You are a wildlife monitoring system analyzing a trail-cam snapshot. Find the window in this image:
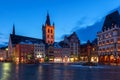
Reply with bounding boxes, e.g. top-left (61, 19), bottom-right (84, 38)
top-left (106, 40), bottom-right (109, 44)
top-left (110, 32), bottom-right (113, 37)
top-left (117, 46), bottom-right (120, 51)
top-left (106, 33), bottom-right (108, 38)
top-left (51, 30), bottom-right (52, 33)
top-left (51, 35), bottom-right (53, 38)
top-left (48, 40), bottom-right (50, 44)
top-left (110, 39), bottom-right (114, 43)
top-left (117, 38), bottom-right (120, 43)
top-left (99, 42), bottom-right (101, 46)
top-left (47, 35), bottom-right (49, 38)
top-left (103, 48), bottom-right (105, 52)
top-left (111, 47), bottom-right (114, 51)
top-left (106, 47), bottom-right (109, 52)
top-left (48, 29), bottom-right (50, 33)
top-left (102, 41), bottom-right (105, 45)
